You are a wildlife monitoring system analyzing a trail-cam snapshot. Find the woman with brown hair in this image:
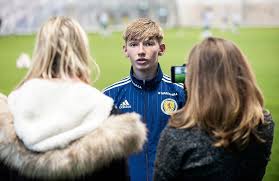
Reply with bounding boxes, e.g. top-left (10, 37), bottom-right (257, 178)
top-left (154, 37), bottom-right (274, 181)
